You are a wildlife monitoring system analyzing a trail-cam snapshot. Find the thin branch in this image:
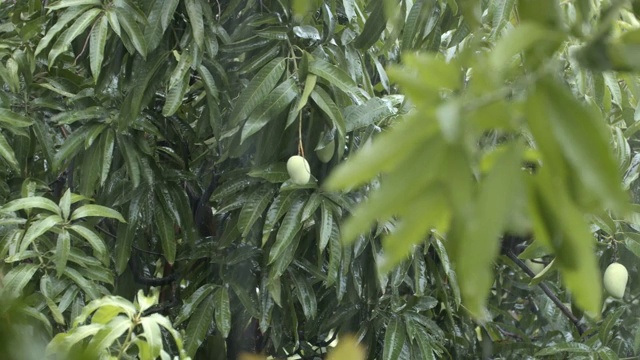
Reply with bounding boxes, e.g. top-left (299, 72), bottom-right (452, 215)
top-left (506, 250), bottom-right (586, 335)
